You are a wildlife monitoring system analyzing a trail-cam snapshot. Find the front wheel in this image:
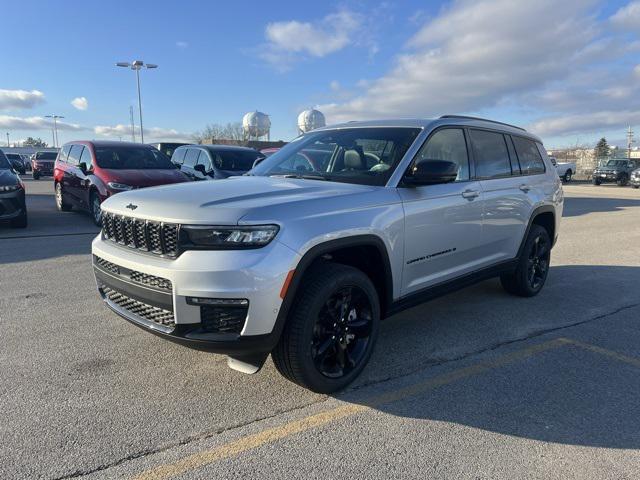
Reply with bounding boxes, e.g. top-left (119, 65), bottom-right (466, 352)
top-left (32, 171), bottom-right (40, 180)
top-left (90, 192), bottom-right (102, 226)
top-left (592, 178), bottom-right (601, 185)
top-left (272, 263), bottom-right (380, 393)
top-left (10, 211), bottom-right (27, 228)
top-left (617, 175), bottom-right (629, 187)
top-left (500, 225), bottom-right (551, 297)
